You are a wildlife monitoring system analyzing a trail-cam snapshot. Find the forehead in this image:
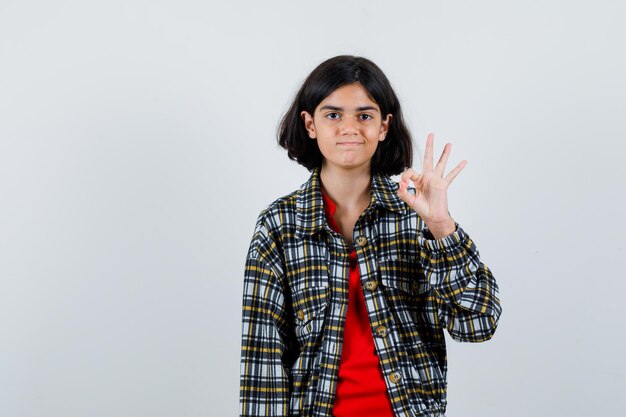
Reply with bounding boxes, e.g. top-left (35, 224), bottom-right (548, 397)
top-left (316, 83), bottom-right (379, 109)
